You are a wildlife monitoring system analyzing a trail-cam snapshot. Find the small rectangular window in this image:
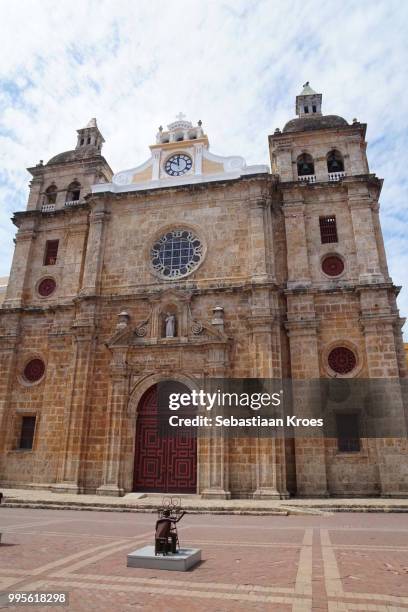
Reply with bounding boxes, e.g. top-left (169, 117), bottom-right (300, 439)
top-left (312, 105), bottom-right (317, 113)
top-left (19, 416), bottom-right (36, 450)
top-left (319, 216), bottom-right (338, 244)
top-left (336, 413), bottom-right (360, 452)
top-left (44, 240), bottom-right (59, 265)
top-left (304, 105), bottom-right (309, 114)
